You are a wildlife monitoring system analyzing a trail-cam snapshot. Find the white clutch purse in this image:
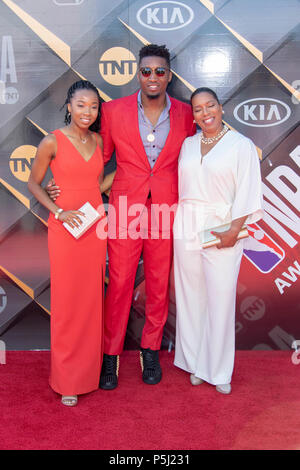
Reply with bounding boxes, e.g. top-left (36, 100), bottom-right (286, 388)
top-left (62, 202), bottom-right (101, 239)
